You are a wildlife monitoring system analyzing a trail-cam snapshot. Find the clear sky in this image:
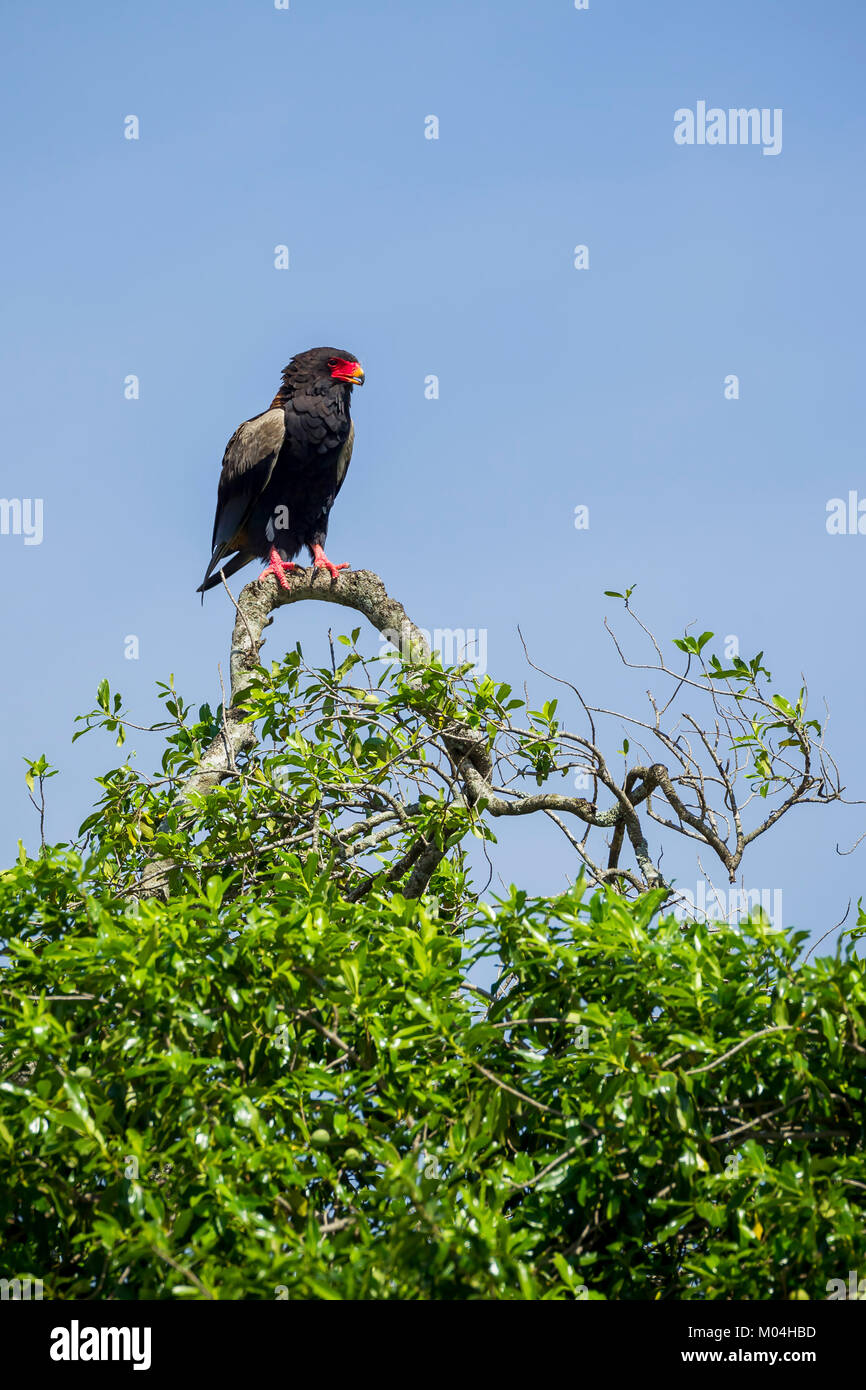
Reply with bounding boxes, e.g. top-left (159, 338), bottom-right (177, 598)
top-left (1, 0), bottom-right (865, 943)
